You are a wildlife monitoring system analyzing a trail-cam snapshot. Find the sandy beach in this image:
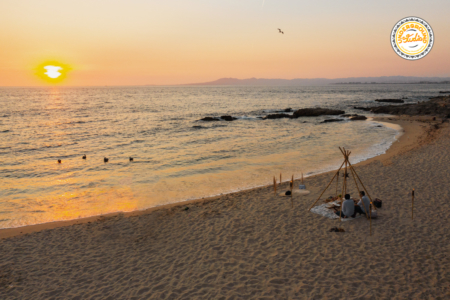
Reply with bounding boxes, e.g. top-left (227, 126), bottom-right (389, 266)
top-left (1, 115), bottom-right (449, 299)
